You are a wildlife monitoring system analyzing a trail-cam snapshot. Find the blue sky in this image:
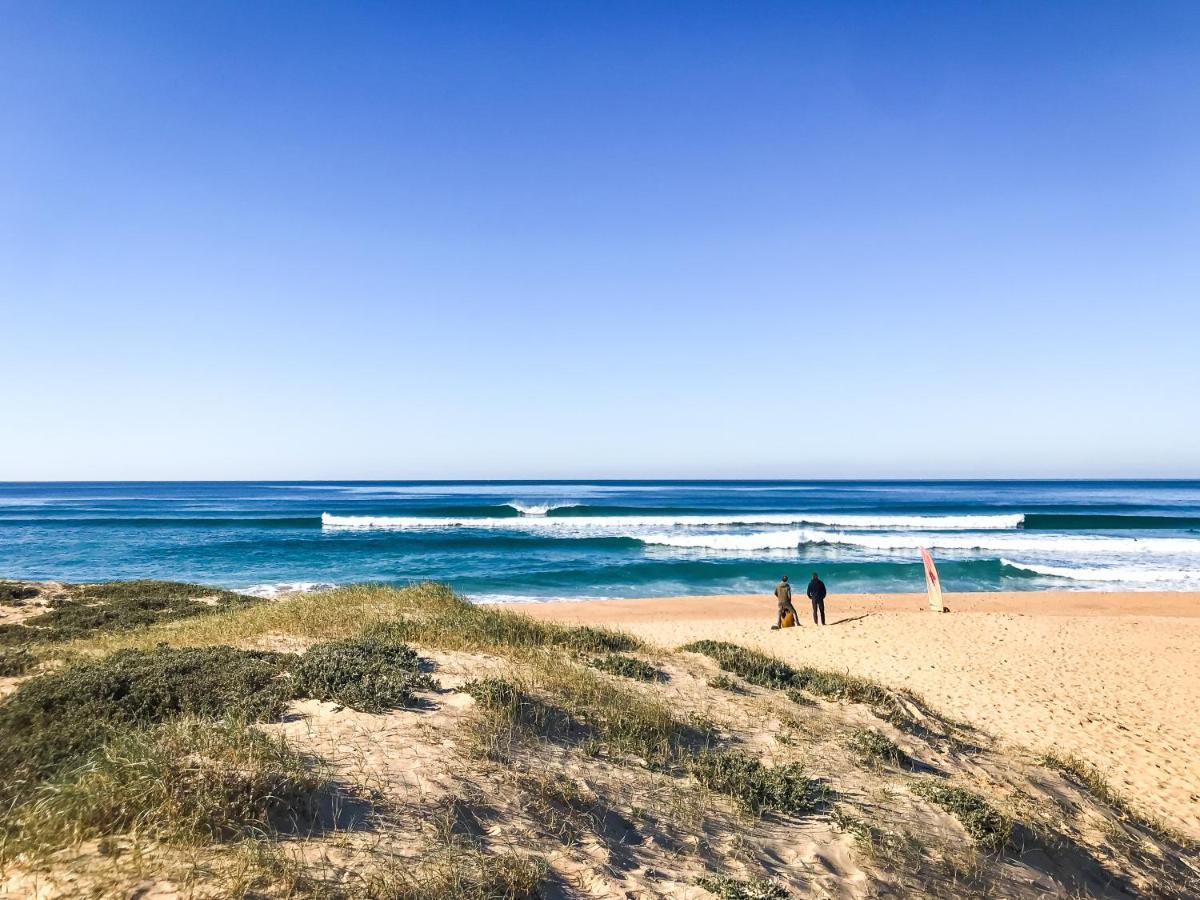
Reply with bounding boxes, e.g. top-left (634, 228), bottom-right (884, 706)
top-left (3, 2), bottom-right (1198, 479)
